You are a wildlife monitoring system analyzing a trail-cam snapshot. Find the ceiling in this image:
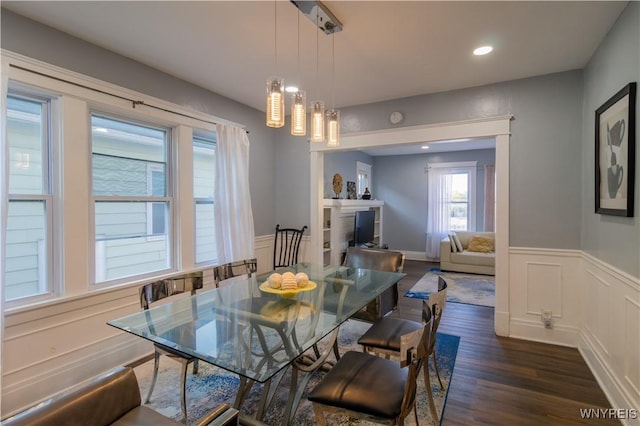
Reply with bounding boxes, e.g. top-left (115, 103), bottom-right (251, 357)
top-left (1, 1), bottom-right (627, 155)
